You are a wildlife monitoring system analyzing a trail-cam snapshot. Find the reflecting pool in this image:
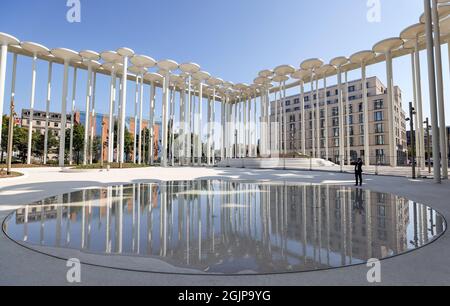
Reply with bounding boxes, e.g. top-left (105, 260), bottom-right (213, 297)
top-left (2, 181), bottom-right (446, 275)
